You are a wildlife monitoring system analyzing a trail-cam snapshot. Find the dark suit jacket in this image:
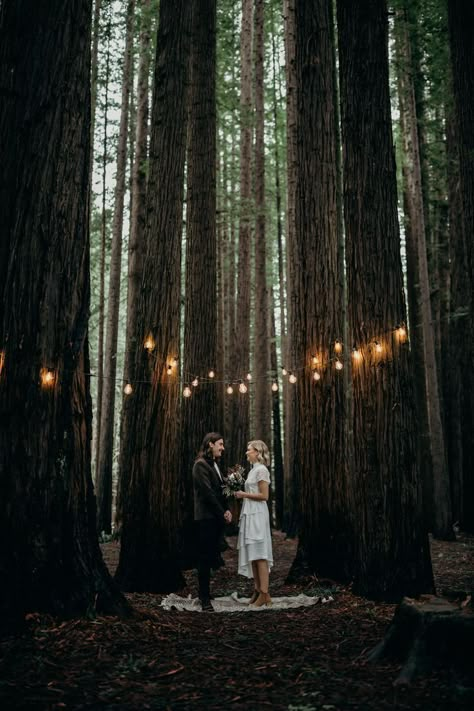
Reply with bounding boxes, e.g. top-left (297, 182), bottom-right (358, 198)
top-left (192, 457), bottom-right (227, 522)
